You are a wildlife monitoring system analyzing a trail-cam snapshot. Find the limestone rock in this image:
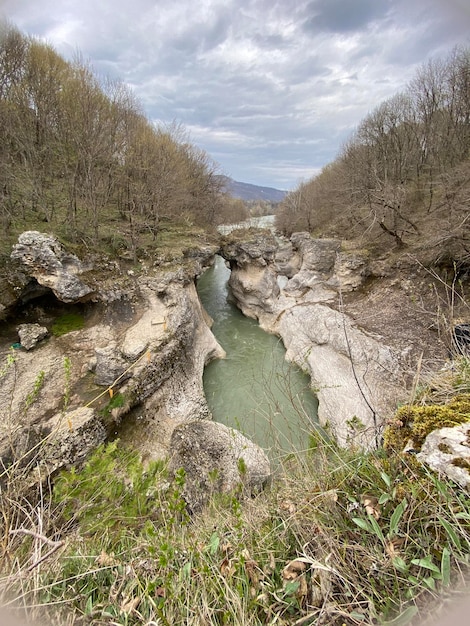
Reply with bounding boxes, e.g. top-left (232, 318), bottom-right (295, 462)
top-left (169, 420), bottom-right (271, 511)
top-left (42, 406), bottom-right (107, 471)
top-left (221, 230), bottom-right (281, 319)
top-left (17, 323), bottom-right (48, 350)
top-left (284, 236), bottom-right (341, 295)
top-left (275, 239), bottom-right (301, 278)
top-left (328, 250), bottom-right (370, 291)
top-left (121, 286), bottom-right (167, 359)
top-left (417, 423), bottom-right (470, 488)
top-left (228, 264), bottom-right (280, 318)
top-left (11, 231), bottom-right (93, 302)
top-left (277, 303), bottom-right (398, 447)
top-left (94, 342), bottom-right (131, 386)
